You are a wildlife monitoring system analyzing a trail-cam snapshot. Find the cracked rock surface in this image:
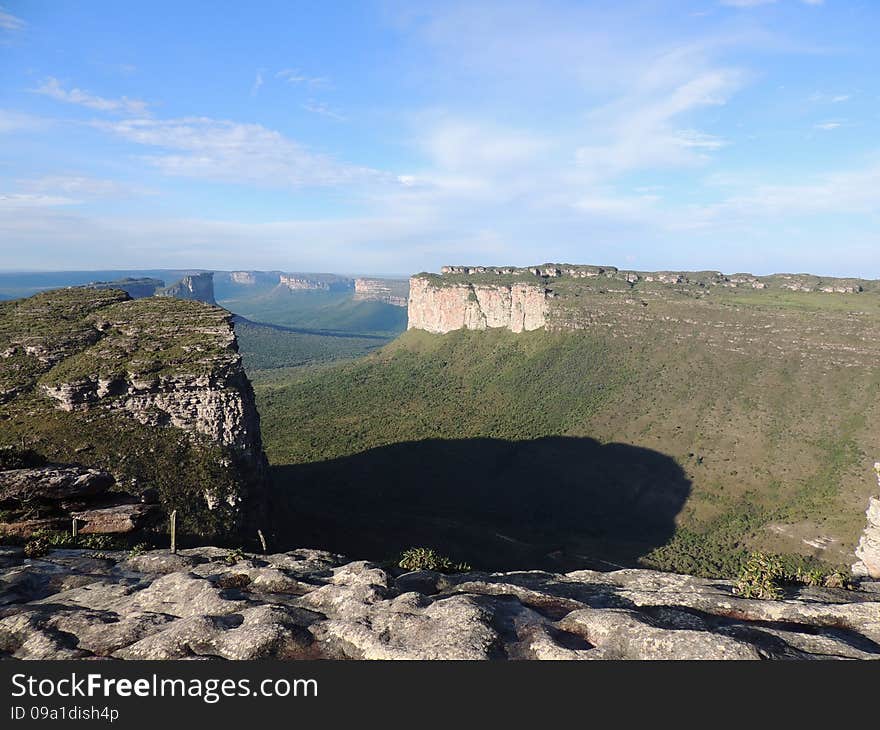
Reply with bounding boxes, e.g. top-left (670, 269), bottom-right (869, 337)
top-left (1, 546), bottom-right (879, 660)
